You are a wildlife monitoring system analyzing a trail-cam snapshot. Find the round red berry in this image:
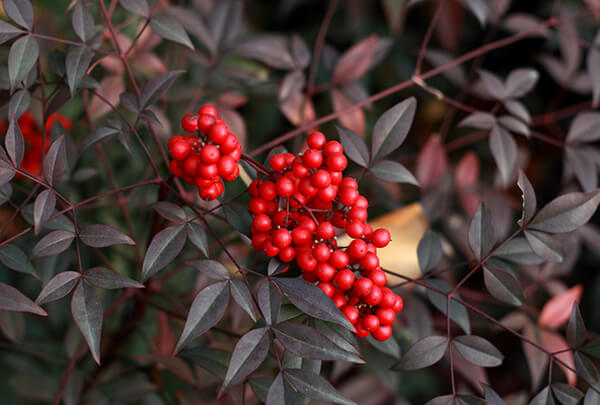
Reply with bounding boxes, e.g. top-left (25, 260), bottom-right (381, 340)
top-left (376, 308), bottom-right (396, 326)
top-left (341, 305), bottom-right (359, 324)
top-left (181, 113), bottom-right (198, 132)
top-left (372, 228), bottom-right (391, 248)
top-left (372, 325), bottom-right (392, 341)
top-left (252, 214), bottom-right (271, 233)
top-left (362, 314), bottom-right (380, 332)
top-left (334, 269), bottom-right (355, 290)
top-left (307, 131), bottom-right (326, 149)
top-left (353, 278), bottom-right (373, 297)
top-left (170, 139), bottom-right (191, 160)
